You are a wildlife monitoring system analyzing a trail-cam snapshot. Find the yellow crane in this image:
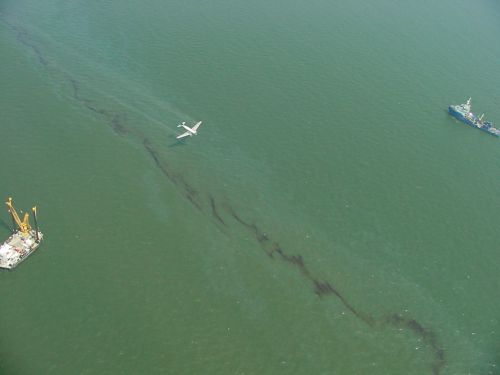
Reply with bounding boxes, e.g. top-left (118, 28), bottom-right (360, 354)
top-left (5, 197), bottom-right (33, 236)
